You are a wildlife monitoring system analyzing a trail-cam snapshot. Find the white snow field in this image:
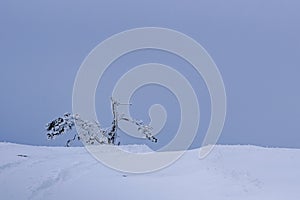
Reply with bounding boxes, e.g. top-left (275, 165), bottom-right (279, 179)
top-left (0, 142), bottom-right (299, 200)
